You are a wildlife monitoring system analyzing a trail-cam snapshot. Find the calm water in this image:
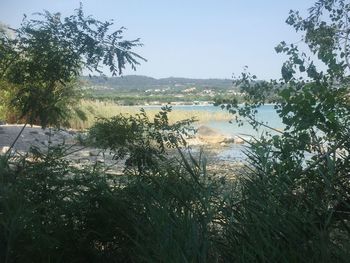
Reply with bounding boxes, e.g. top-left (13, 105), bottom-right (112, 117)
top-left (143, 104), bottom-right (282, 136)
top-left (143, 104), bottom-right (283, 161)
